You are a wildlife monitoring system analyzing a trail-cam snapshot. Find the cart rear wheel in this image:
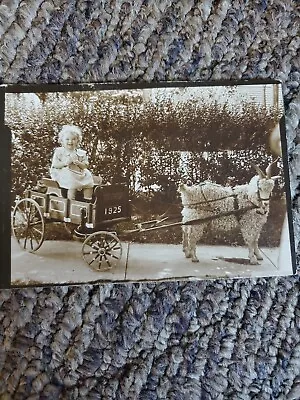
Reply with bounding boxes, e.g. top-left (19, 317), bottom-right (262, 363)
top-left (12, 198), bottom-right (45, 252)
top-left (82, 231), bottom-right (122, 271)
